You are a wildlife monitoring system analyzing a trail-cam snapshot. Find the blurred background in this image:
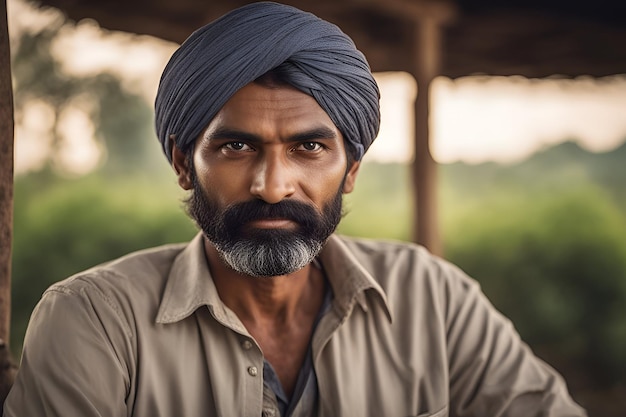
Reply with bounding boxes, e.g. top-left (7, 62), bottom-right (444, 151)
top-left (5, 0), bottom-right (626, 415)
